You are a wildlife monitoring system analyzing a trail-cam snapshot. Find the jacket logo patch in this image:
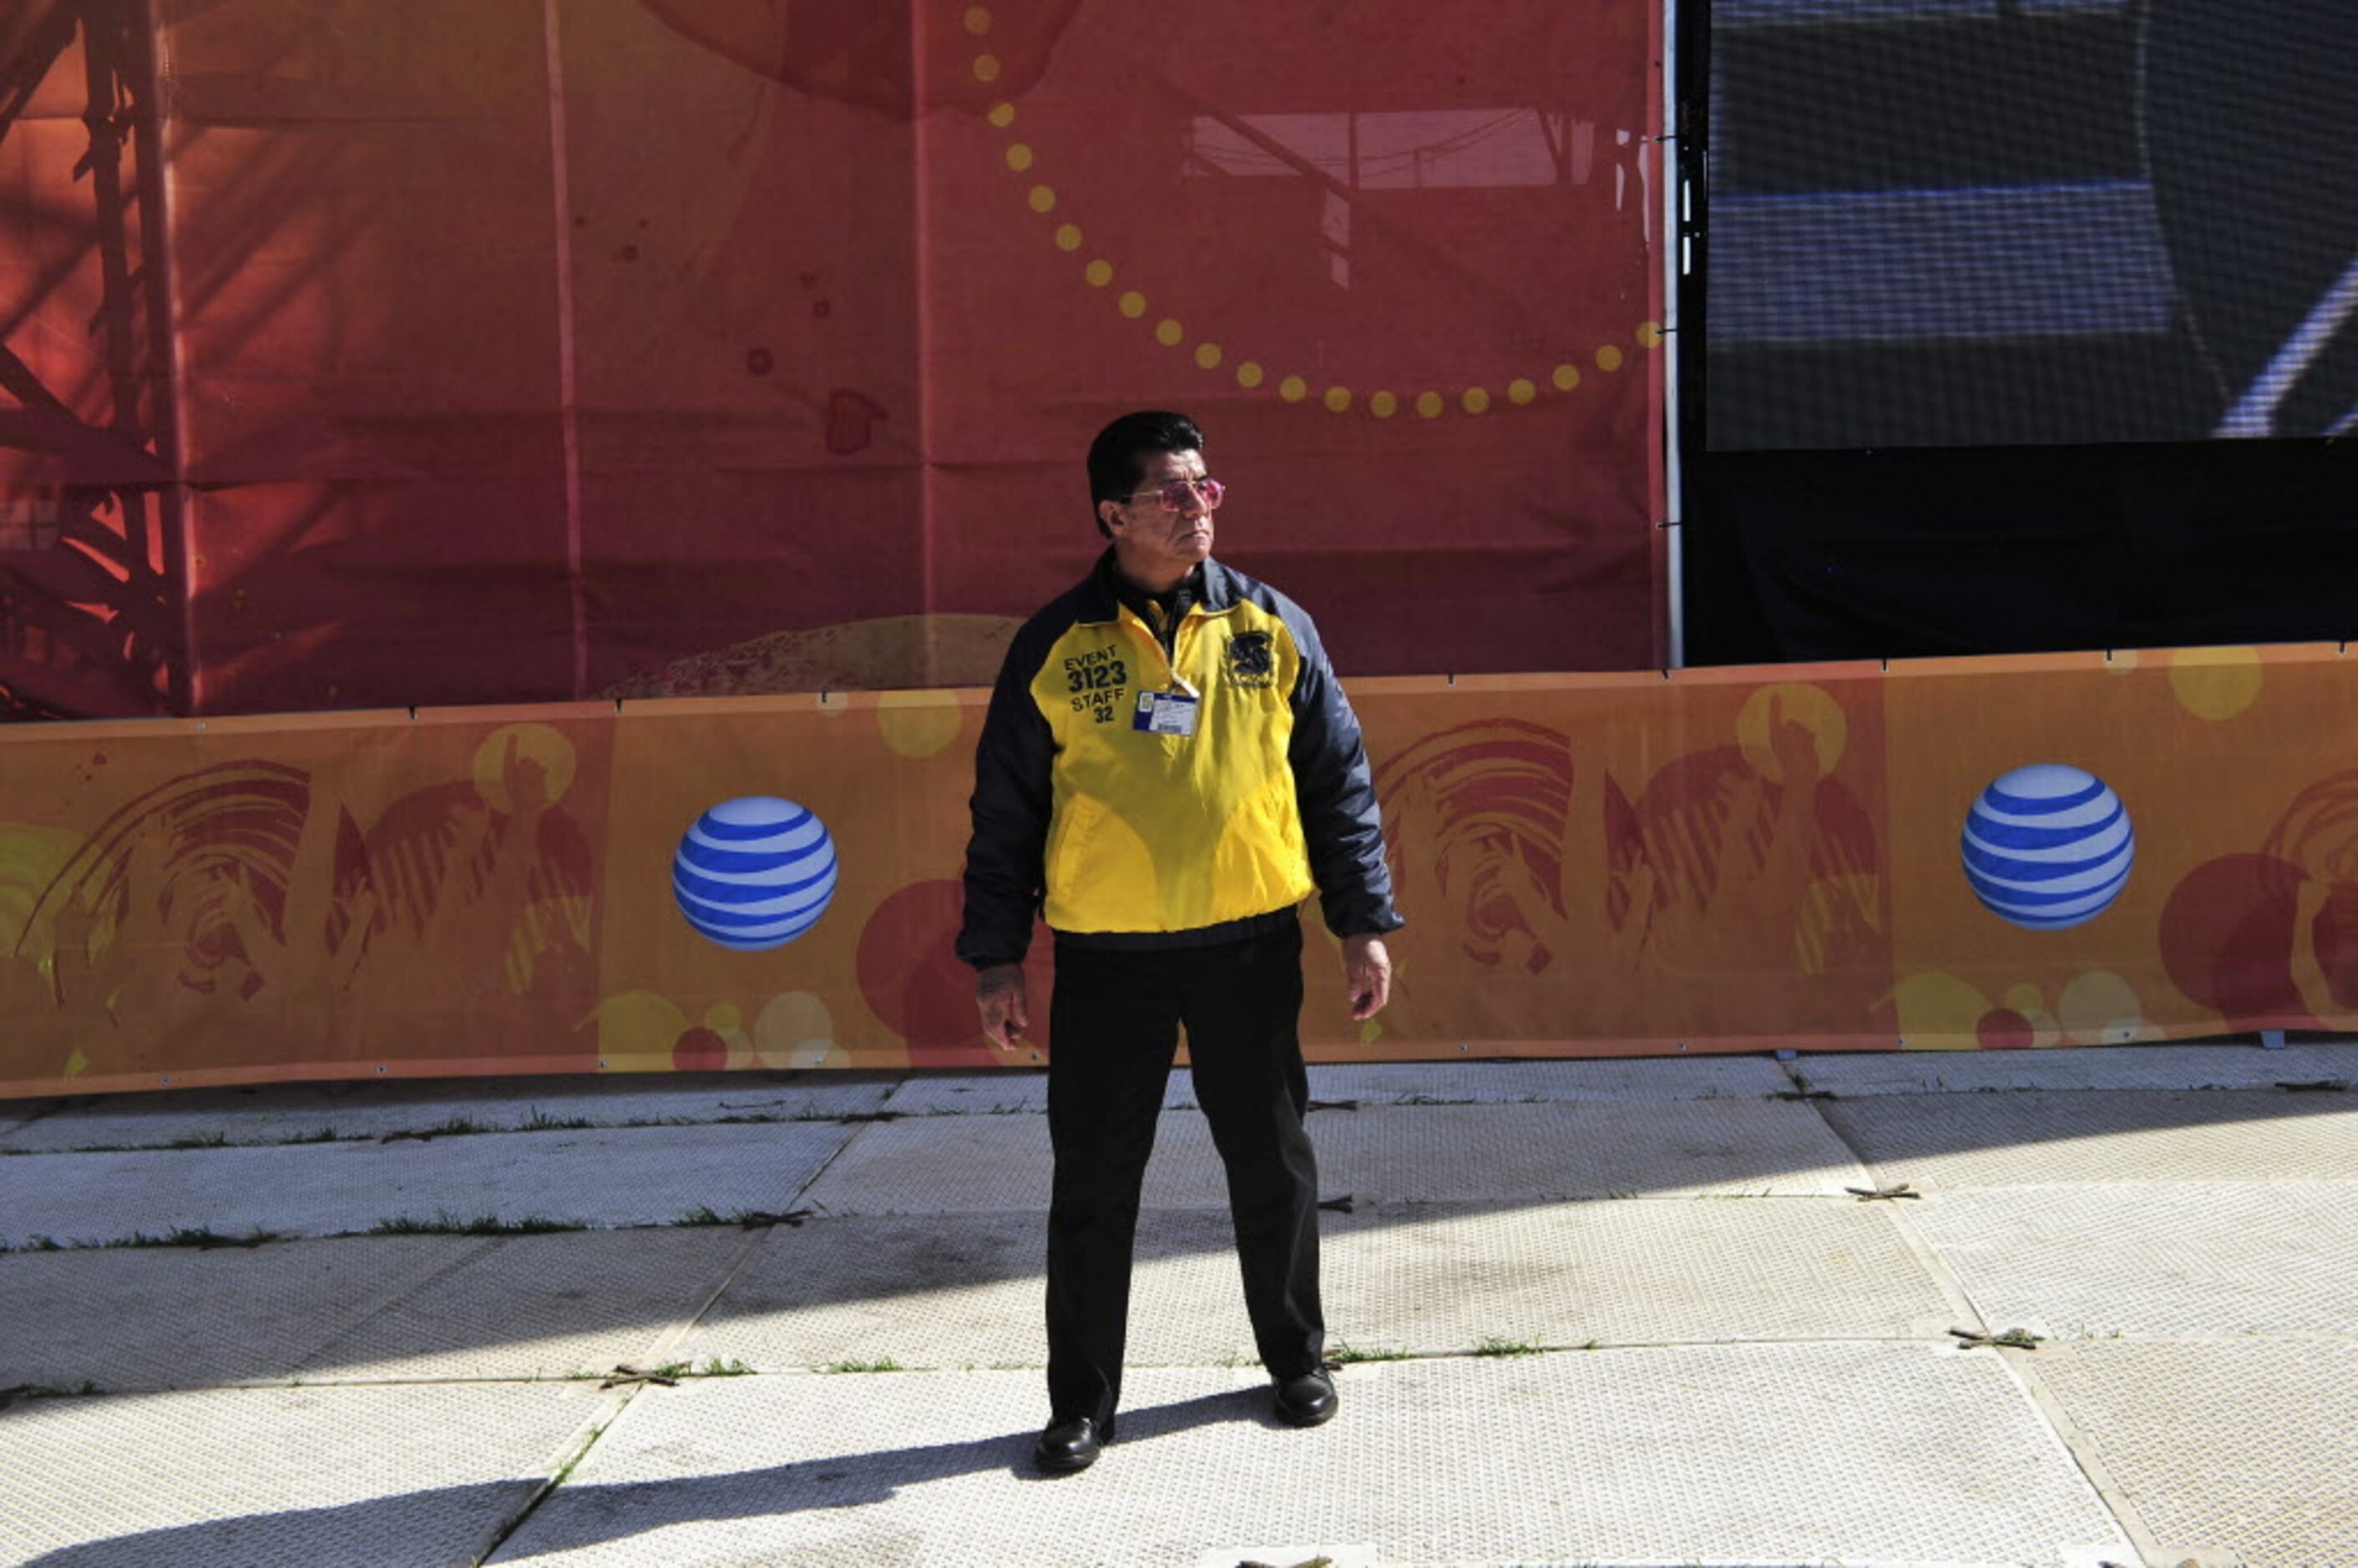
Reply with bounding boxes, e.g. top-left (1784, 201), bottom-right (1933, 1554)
top-left (1224, 630), bottom-right (1277, 688)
